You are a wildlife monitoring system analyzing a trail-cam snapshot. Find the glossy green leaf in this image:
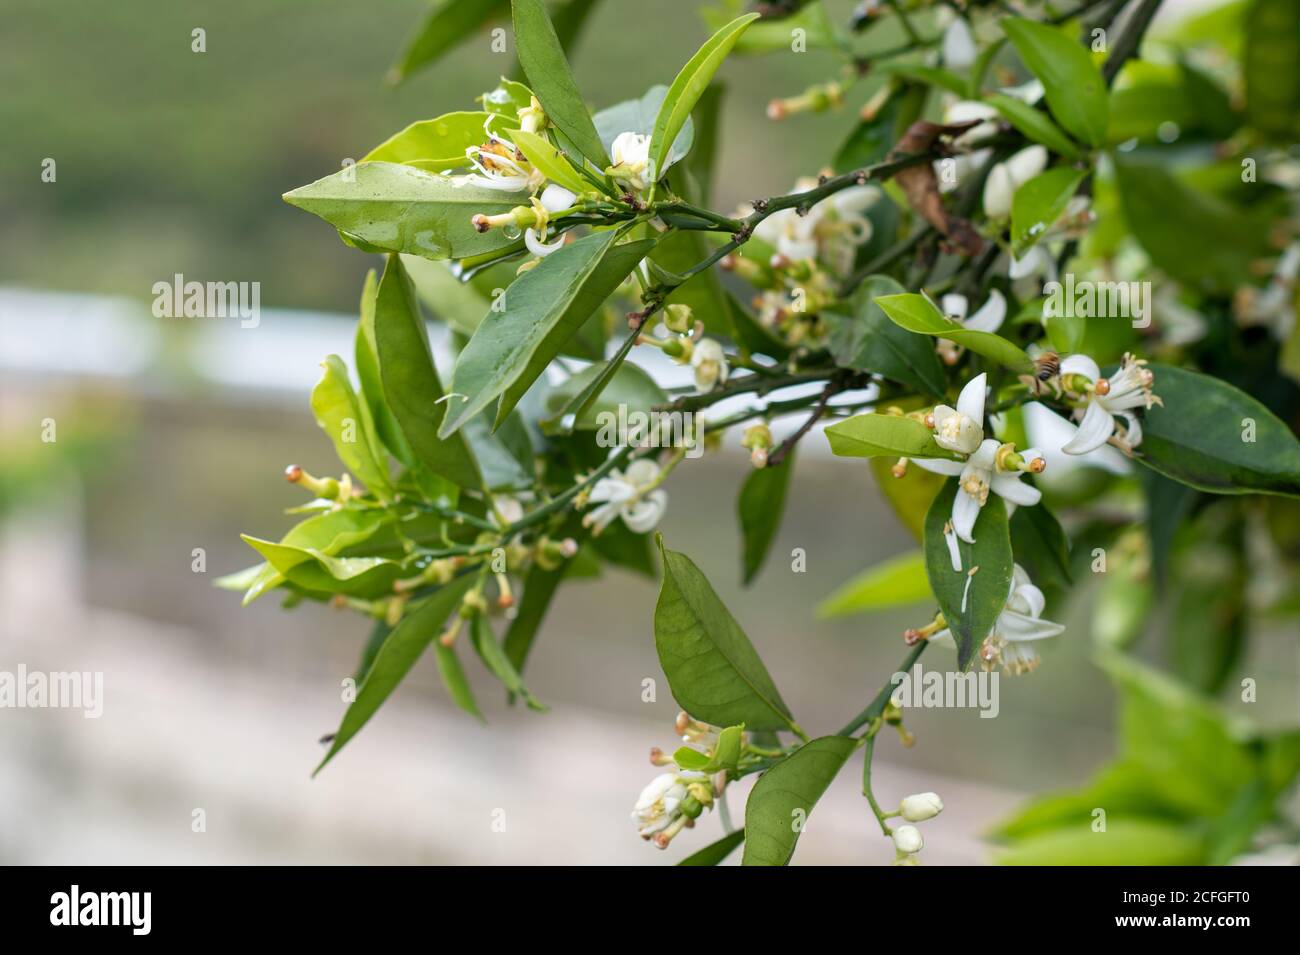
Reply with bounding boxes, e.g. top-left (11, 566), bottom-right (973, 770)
top-left (1244, 0), bottom-right (1300, 140)
top-left (1135, 364), bottom-right (1300, 497)
top-left (817, 550), bottom-right (932, 618)
top-left (1011, 166), bottom-right (1087, 256)
top-left (363, 111), bottom-right (515, 173)
top-left (986, 93), bottom-right (1082, 160)
top-left (648, 14), bottom-right (759, 196)
top-left (741, 736), bottom-right (857, 866)
top-left (402, 255), bottom-right (495, 336)
top-left (825, 414), bottom-right (961, 460)
top-left (504, 561), bottom-right (568, 674)
top-left (311, 355), bottom-right (394, 500)
top-left (374, 255), bottom-right (483, 490)
top-left (1009, 501), bottom-right (1072, 593)
top-left (241, 535), bottom-right (405, 598)
top-left (315, 573), bottom-right (479, 774)
top-left (678, 828), bottom-right (744, 865)
top-left (1002, 18), bottom-right (1108, 147)
top-left (512, 0), bottom-right (610, 167)
top-left (825, 276), bottom-right (947, 396)
top-left (654, 537), bottom-right (797, 733)
top-left (389, 0), bottom-right (510, 85)
top-left (876, 292), bottom-right (1033, 371)
top-left (441, 230), bottom-right (655, 436)
top-left (737, 451), bottom-right (794, 585)
top-left (235, 508), bottom-right (392, 605)
top-left (480, 77), bottom-right (535, 117)
top-left (355, 269), bottom-right (414, 467)
top-left (508, 127), bottom-right (591, 195)
top-left (469, 613), bottom-right (546, 710)
top-left (923, 480), bottom-right (1014, 670)
top-left (284, 162), bottom-right (529, 261)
